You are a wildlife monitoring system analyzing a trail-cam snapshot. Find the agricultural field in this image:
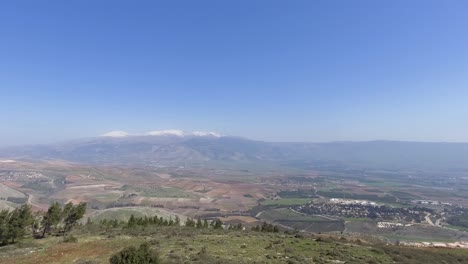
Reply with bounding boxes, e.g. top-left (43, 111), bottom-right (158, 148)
top-left (261, 198), bottom-right (311, 206)
top-left (3, 160), bottom-right (468, 245)
top-left (345, 220), bottom-right (468, 243)
top-left (0, 182), bottom-right (26, 210)
top-left (120, 185), bottom-right (197, 199)
top-left (259, 208), bottom-right (344, 233)
top-left (0, 183), bottom-right (25, 199)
